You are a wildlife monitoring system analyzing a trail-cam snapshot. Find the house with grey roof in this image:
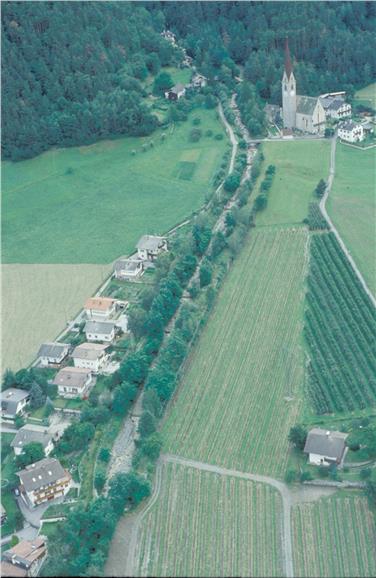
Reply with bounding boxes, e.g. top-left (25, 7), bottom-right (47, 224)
top-left (17, 458), bottom-right (71, 508)
top-left (37, 342), bottom-right (70, 366)
top-left (114, 258), bottom-right (143, 281)
top-left (1, 537), bottom-right (47, 577)
top-left (165, 83), bottom-right (186, 100)
top-left (11, 426), bottom-right (54, 457)
top-left (338, 120), bottom-right (365, 143)
top-left (304, 428), bottom-right (348, 467)
top-left (72, 342), bottom-right (109, 372)
top-left (136, 235), bottom-right (167, 262)
top-left (0, 388), bottom-right (30, 421)
top-left (53, 366), bottom-right (93, 398)
top-left (85, 320), bottom-right (116, 343)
